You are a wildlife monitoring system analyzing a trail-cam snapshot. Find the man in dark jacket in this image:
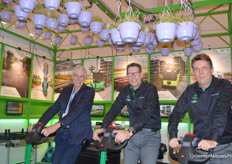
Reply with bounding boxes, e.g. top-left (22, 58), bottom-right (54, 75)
top-left (93, 63), bottom-right (161, 164)
top-left (168, 53), bottom-right (232, 163)
top-left (29, 65), bottom-right (95, 164)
